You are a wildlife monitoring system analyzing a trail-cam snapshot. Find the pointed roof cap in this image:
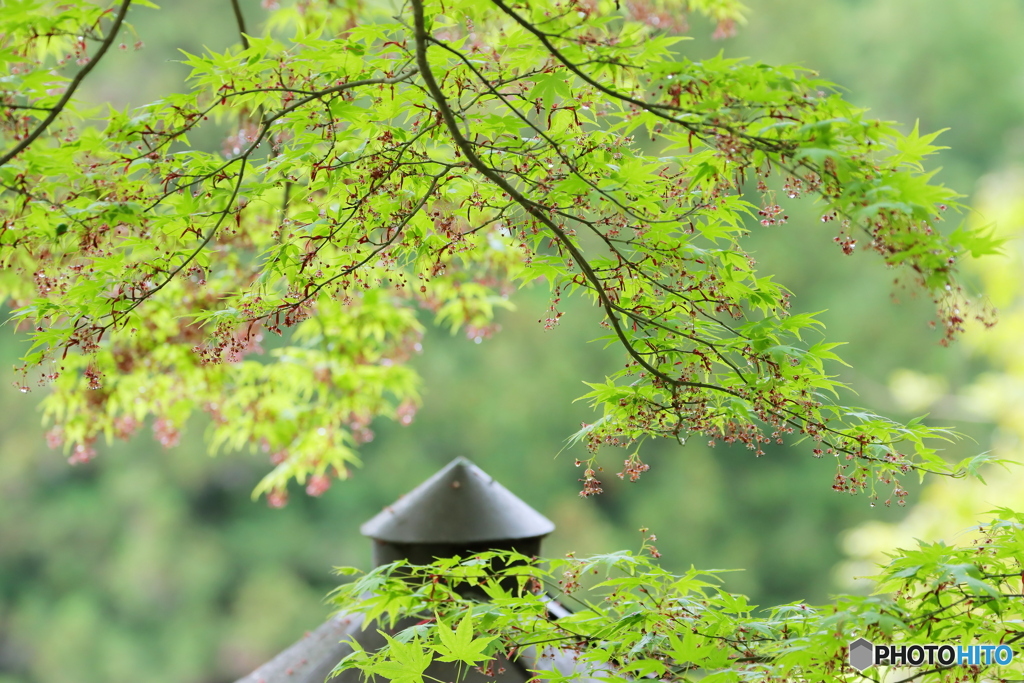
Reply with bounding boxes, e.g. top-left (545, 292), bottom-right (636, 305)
top-left (360, 457), bottom-right (555, 544)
